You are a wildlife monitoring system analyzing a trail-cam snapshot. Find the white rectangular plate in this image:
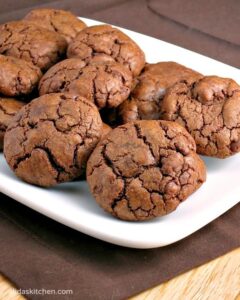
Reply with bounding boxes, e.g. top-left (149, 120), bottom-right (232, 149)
top-left (0, 18), bottom-right (239, 249)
